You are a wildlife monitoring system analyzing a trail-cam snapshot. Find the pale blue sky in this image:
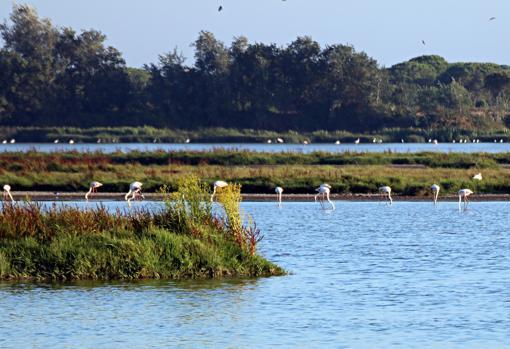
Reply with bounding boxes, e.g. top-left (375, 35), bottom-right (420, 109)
top-left (1, 0), bottom-right (509, 68)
